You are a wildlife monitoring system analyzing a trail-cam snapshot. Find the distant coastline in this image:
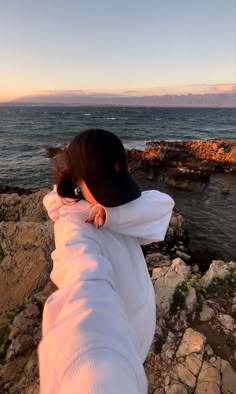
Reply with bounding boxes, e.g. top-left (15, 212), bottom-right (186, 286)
top-left (1, 91), bottom-right (235, 108)
top-left (0, 103), bottom-right (235, 108)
